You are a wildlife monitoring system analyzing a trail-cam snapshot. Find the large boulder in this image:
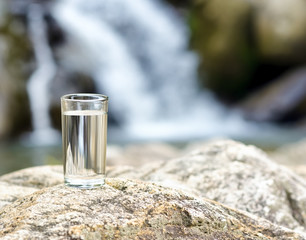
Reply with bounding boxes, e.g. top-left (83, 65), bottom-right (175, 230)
top-left (107, 142), bottom-right (180, 167)
top-left (0, 165), bottom-right (62, 209)
top-left (0, 178), bottom-right (304, 239)
top-left (108, 140), bottom-right (306, 232)
top-left (269, 138), bottom-right (306, 179)
top-left (1, 140), bottom-right (306, 234)
top-left (0, 181), bottom-right (37, 209)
